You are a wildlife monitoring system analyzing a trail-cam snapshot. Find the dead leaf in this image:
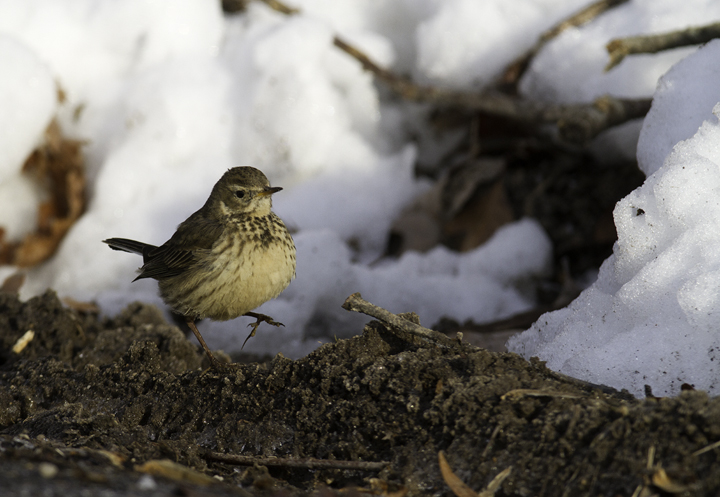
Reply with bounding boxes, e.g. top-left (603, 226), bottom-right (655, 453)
top-left (1, 118), bottom-right (86, 267)
top-left (651, 468), bottom-right (687, 494)
top-left (482, 467), bottom-right (512, 496)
